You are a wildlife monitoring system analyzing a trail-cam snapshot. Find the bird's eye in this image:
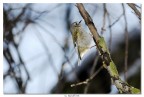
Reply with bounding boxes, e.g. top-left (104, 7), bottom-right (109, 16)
top-left (73, 22), bottom-right (77, 25)
top-left (72, 22), bottom-right (79, 27)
